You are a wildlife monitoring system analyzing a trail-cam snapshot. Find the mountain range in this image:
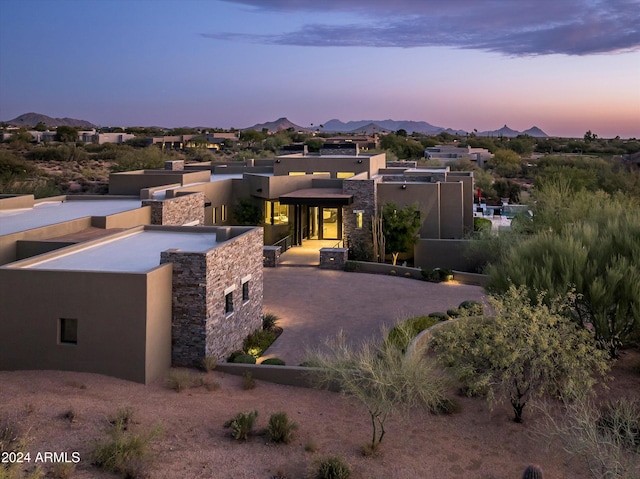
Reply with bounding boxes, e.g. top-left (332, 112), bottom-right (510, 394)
top-left (5, 112), bottom-right (97, 129)
top-left (3, 112), bottom-right (548, 137)
top-left (247, 117), bottom-right (548, 138)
